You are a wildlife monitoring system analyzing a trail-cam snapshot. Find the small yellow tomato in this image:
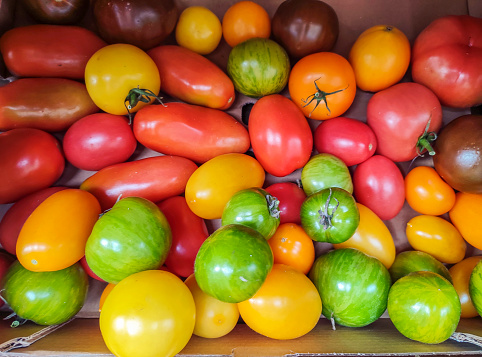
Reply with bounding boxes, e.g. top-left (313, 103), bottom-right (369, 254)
top-left (449, 256), bottom-right (482, 318)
